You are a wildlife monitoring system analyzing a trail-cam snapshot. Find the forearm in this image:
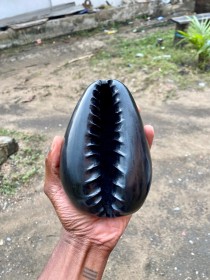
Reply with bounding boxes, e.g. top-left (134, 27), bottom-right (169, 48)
top-left (38, 230), bottom-right (111, 280)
